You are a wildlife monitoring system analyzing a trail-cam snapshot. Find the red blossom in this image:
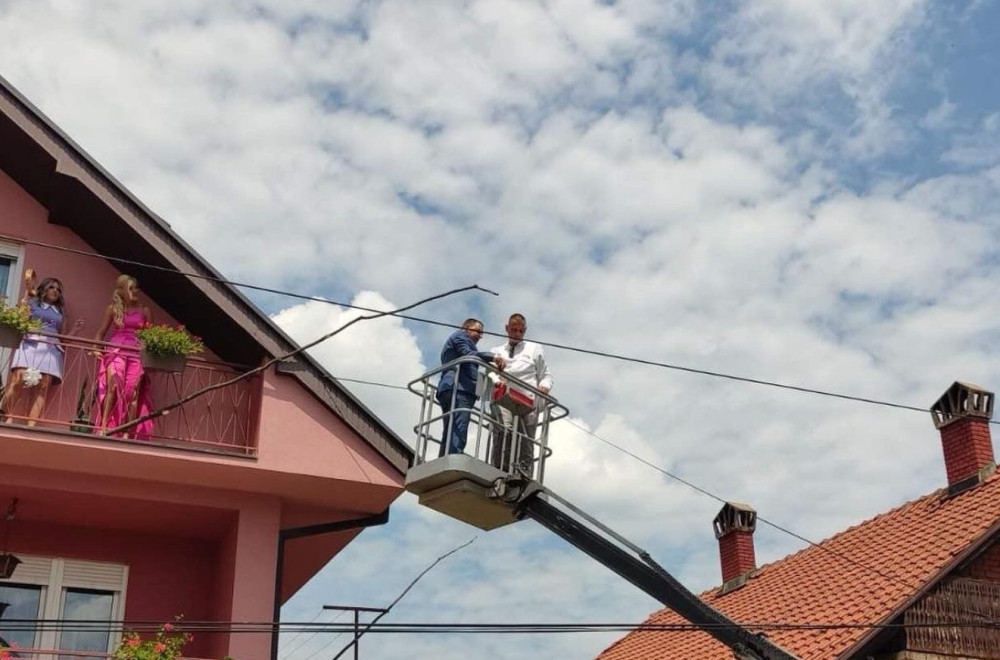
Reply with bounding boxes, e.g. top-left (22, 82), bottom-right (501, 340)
top-left (162, 623), bottom-right (174, 632)
top-left (153, 643), bottom-right (167, 653)
top-left (127, 637), bottom-right (141, 648)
